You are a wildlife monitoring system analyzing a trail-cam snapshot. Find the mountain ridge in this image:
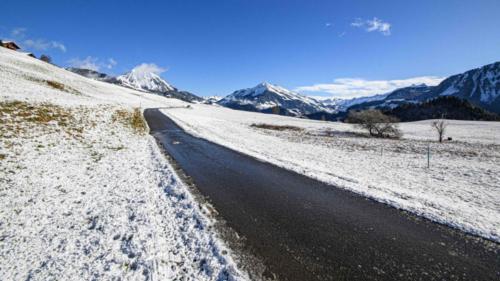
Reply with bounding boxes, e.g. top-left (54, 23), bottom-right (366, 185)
top-left (218, 82), bottom-right (331, 116)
